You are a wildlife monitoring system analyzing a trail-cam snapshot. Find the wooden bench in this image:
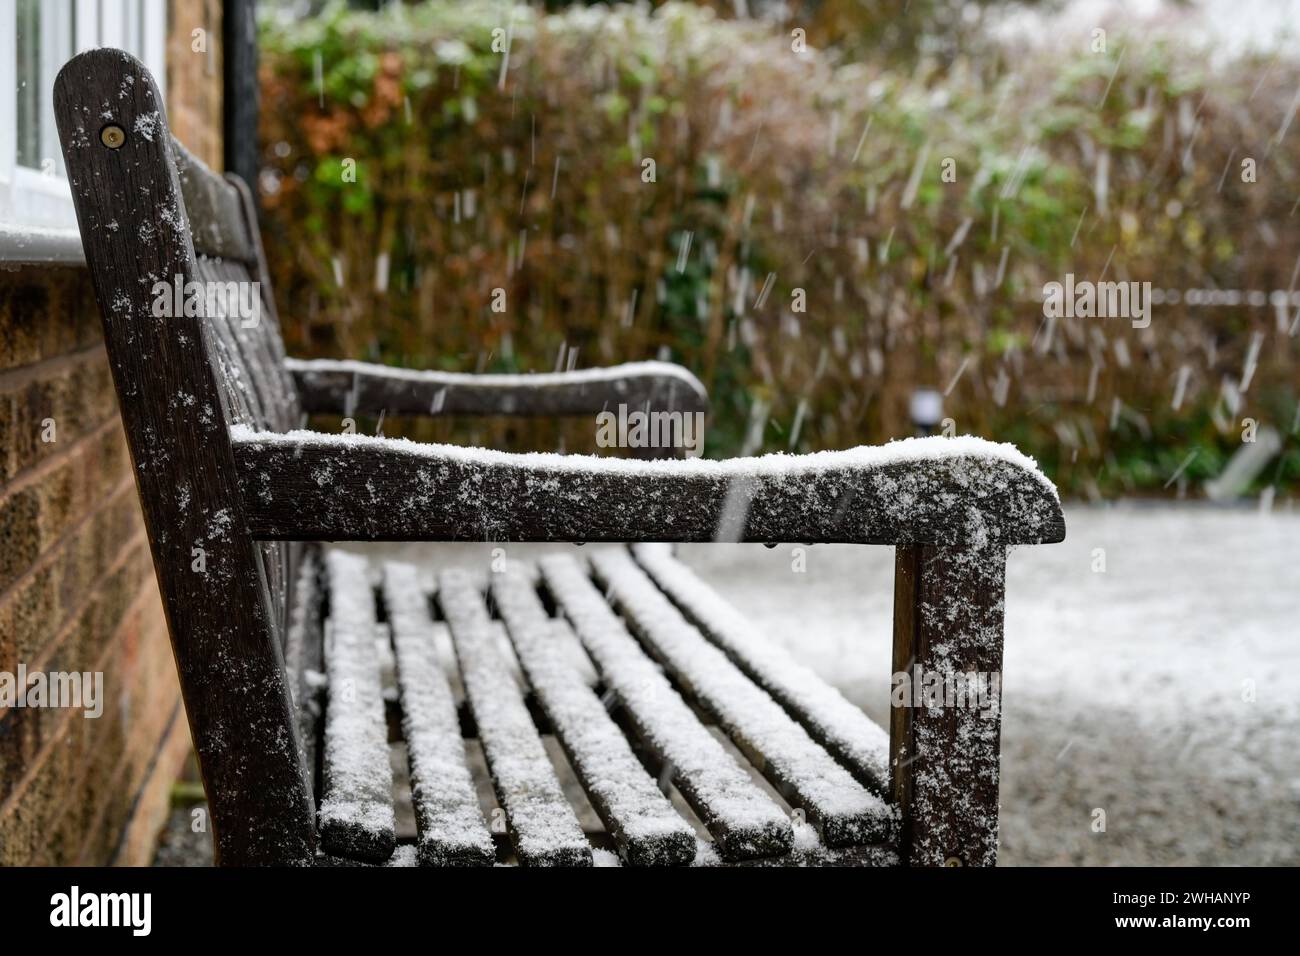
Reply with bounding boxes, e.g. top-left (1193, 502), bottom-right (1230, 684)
top-left (55, 49), bottom-right (1065, 867)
